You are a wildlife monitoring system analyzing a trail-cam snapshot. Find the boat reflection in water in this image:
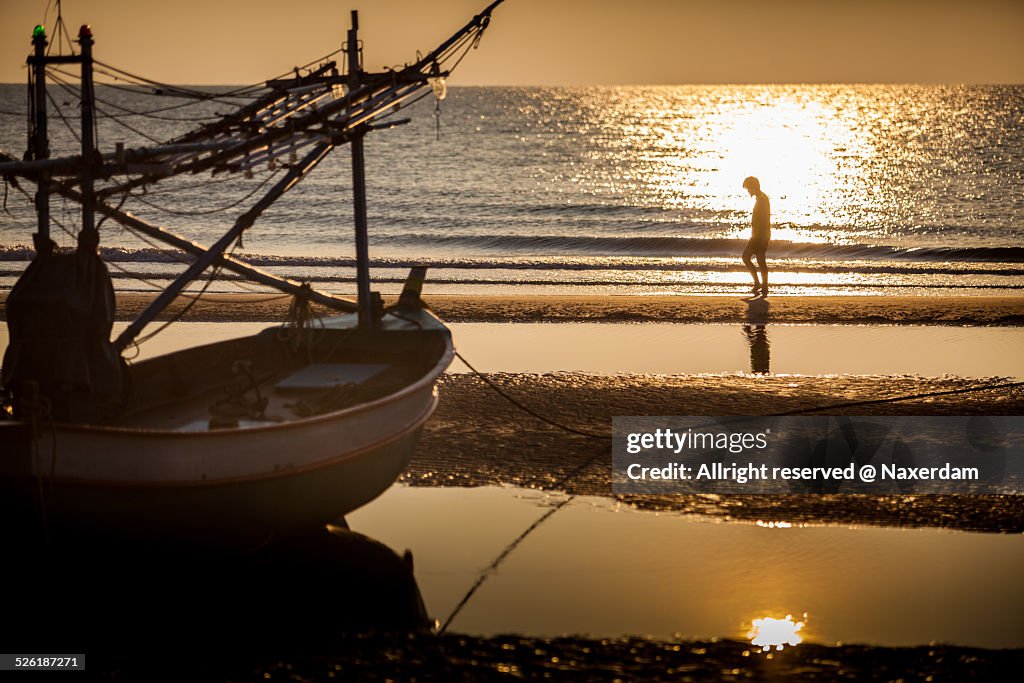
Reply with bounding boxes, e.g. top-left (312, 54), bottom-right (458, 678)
top-left (4, 524), bottom-right (431, 660)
